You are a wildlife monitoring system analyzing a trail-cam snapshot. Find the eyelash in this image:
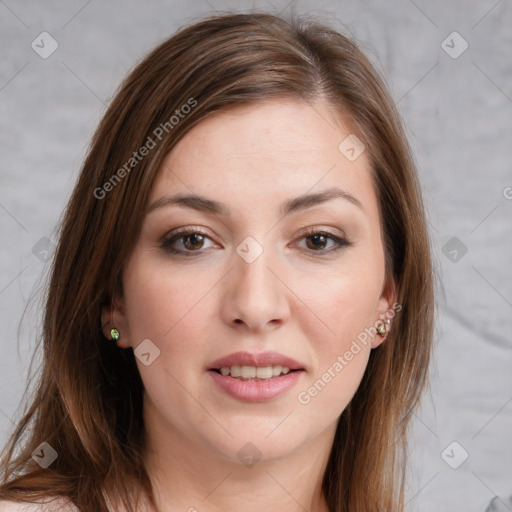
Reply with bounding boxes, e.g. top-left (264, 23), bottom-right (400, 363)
top-left (160, 227), bottom-right (353, 257)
